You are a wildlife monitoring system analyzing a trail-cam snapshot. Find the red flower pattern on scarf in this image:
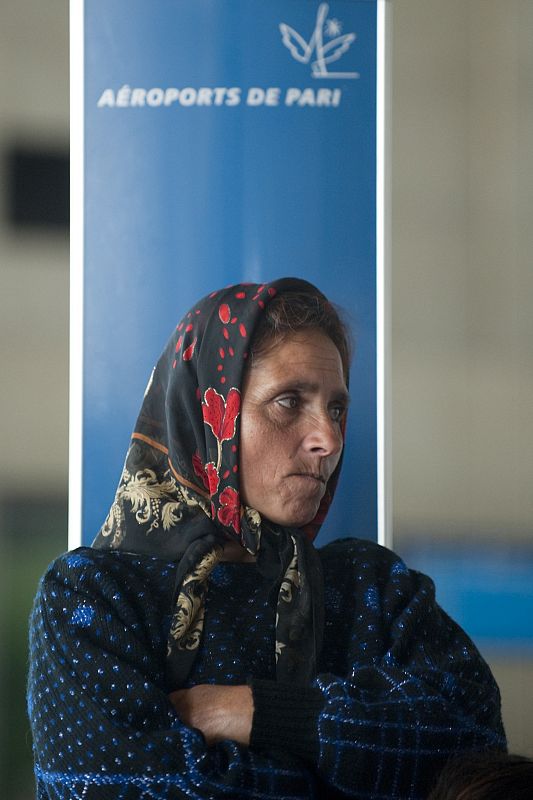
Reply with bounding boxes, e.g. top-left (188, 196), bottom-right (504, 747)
top-left (217, 486), bottom-right (240, 534)
top-left (205, 463), bottom-right (220, 496)
top-left (202, 387), bottom-right (240, 443)
top-left (192, 453), bottom-right (220, 497)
